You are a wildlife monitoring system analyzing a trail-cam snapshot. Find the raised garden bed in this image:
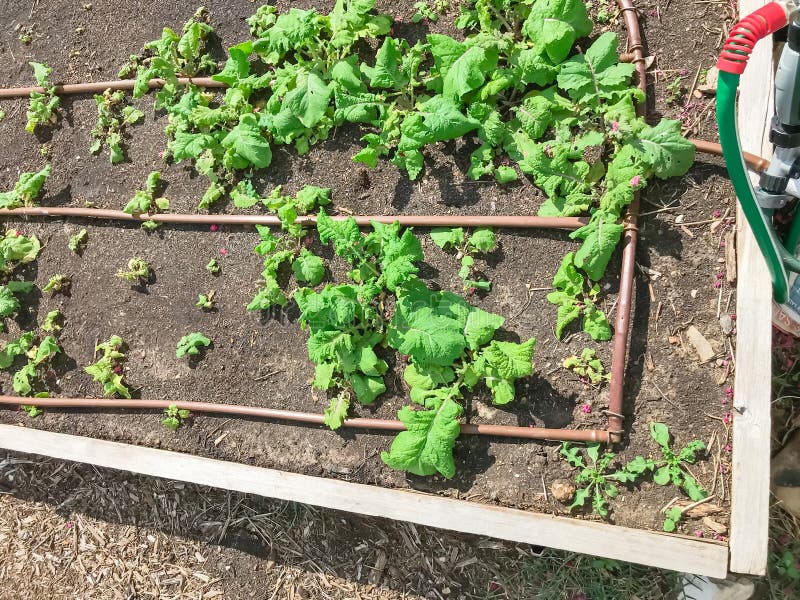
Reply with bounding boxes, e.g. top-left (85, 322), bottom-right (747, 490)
top-left (0, 0), bottom-right (772, 577)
